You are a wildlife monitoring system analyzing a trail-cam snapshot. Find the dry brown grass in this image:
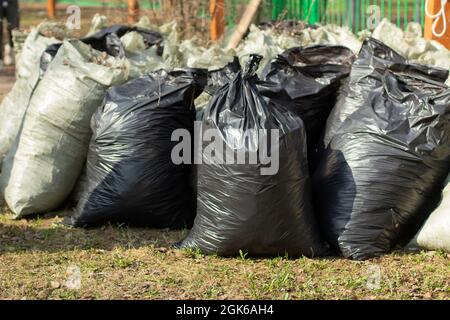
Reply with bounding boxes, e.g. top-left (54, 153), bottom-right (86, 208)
top-left (0, 210), bottom-right (449, 300)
